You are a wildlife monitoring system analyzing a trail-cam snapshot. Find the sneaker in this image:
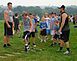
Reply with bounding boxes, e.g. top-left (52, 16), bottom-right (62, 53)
top-left (41, 39), bottom-right (43, 42)
top-left (33, 43), bottom-right (36, 48)
top-left (51, 38), bottom-right (53, 40)
top-left (50, 44), bottom-right (54, 46)
top-left (28, 42), bottom-right (30, 45)
top-left (7, 44), bottom-right (11, 46)
top-left (64, 51), bottom-right (70, 55)
top-left (56, 49), bottom-right (62, 52)
top-left (44, 40), bottom-right (46, 43)
top-left (25, 46), bottom-right (30, 52)
top-left (3, 44), bottom-right (7, 47)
